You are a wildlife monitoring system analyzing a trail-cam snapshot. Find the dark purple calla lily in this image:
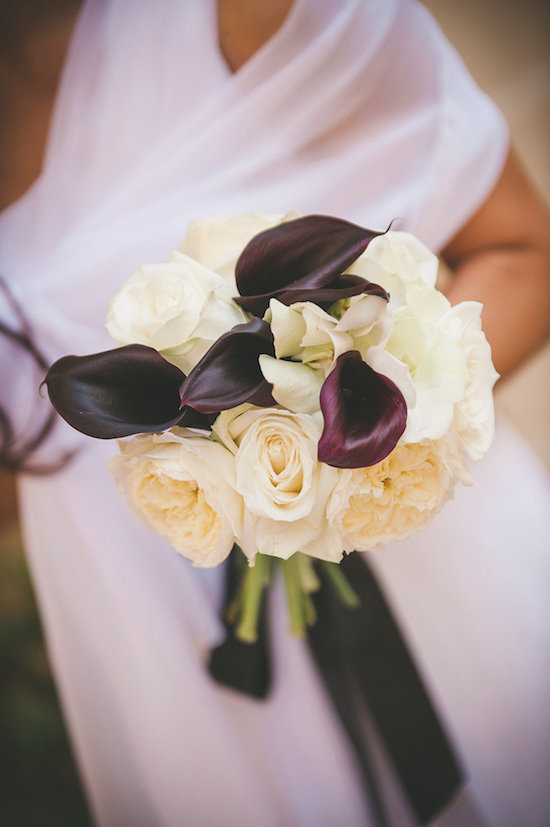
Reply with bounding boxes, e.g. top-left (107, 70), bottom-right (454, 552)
top-left (45, 344), bottom-right (210, 438)
top-left (234, 215), bottom-right (386, 315)
top-left (179, 318), bottom-right (276, 413)
top-left (318, 351), bottom-right (407, 468)
top-left (270, 276), bottom-right (391, 308)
